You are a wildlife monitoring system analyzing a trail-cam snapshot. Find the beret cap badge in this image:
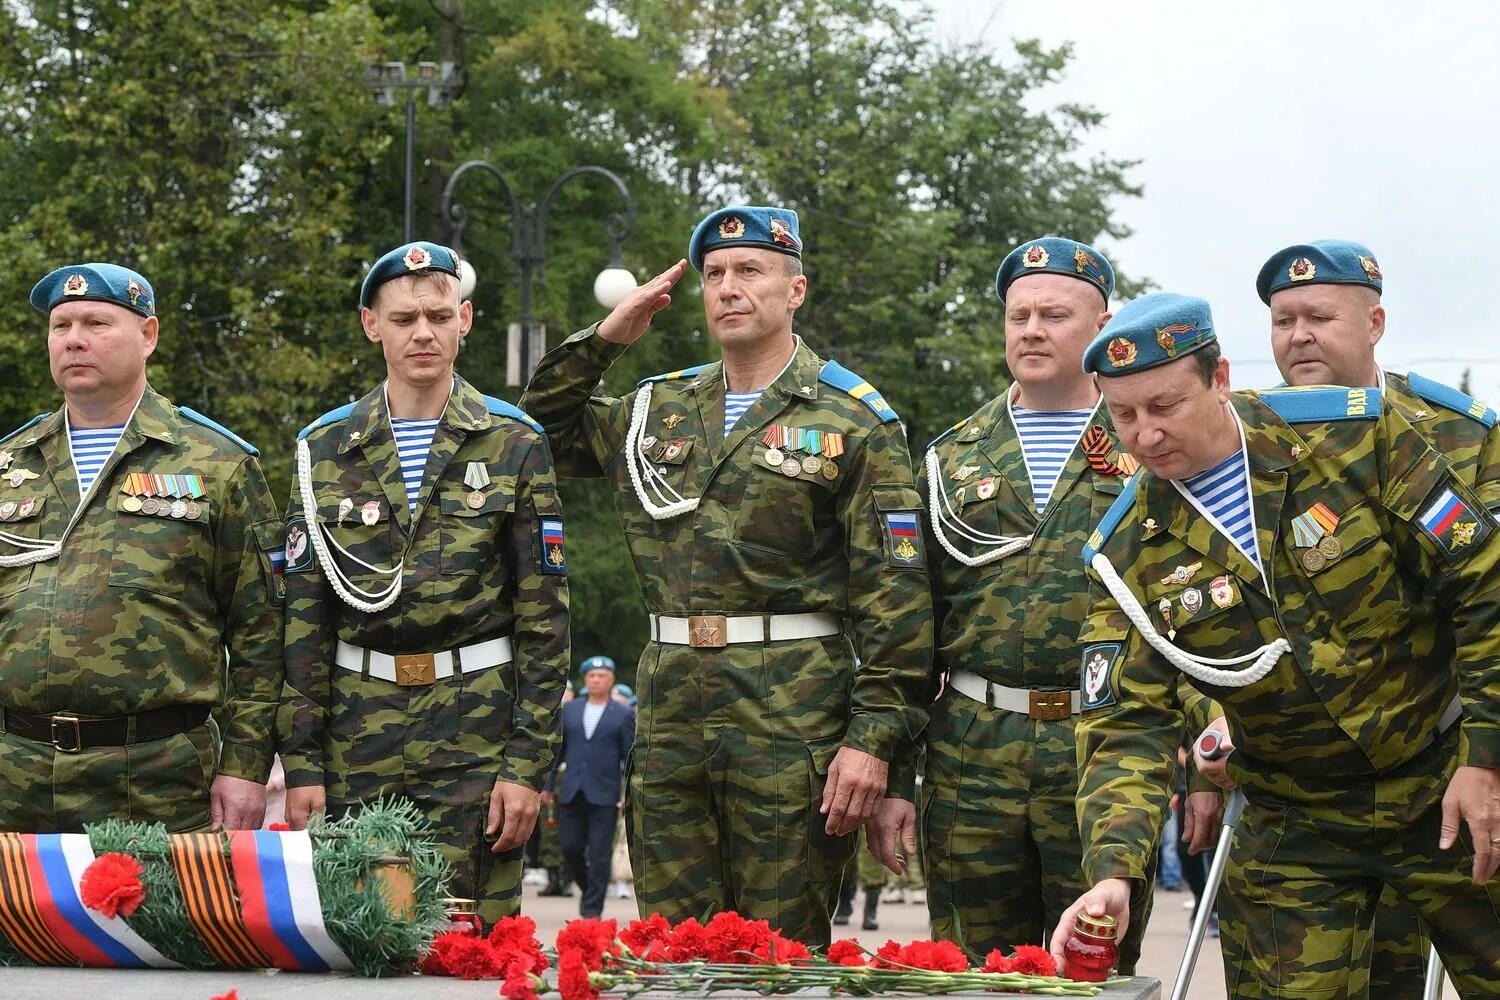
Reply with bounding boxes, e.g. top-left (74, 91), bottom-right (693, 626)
top-left (126, 279), bottom-right (149, 308)
top-left (1288, 258), bottom-right (1317, 282)
top-left (1022, 244), bottom-right (1050, 268)
top-left (1074, 248), bottom-right (1106, 285)
top-left (1106, 337), bottom-right (1138, 368)
top-left (1359, 255), bottom-right (1382, 281)
top-left (769, 217), bottom-right (800, 250)
top-left (63, 274), bottom-right (89, 296)
top-left (717, 216), bottom-right (746, 240)
top-left (403, 245), bottom-right (432, 271)
top-left (1155, 323), bottom-right (1198, 358)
